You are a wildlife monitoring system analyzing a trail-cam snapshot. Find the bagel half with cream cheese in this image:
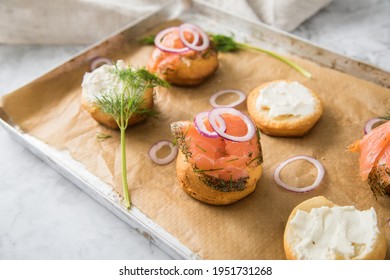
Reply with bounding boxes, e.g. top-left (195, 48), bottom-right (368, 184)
top-left (284, 196), bottom-right (387, 260)
top-left (247, 80), bottom-right (323, 137)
